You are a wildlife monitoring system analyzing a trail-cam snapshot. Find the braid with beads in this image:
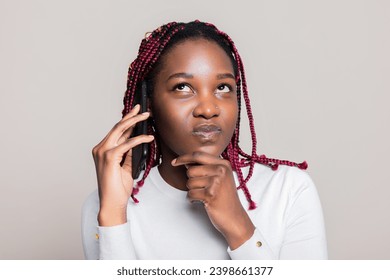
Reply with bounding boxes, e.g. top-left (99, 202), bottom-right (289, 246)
top-left (121, 20), bottom-right (308, 209)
